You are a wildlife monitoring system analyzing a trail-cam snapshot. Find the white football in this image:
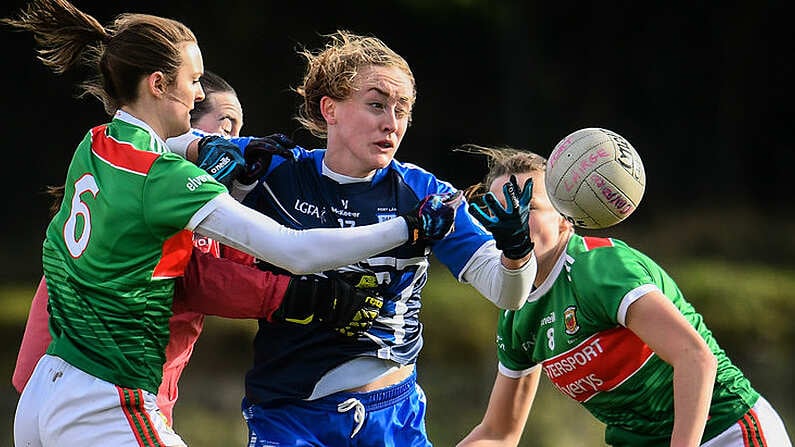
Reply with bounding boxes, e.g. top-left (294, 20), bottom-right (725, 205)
top-left (545, 128), bottom-right (645, 229)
